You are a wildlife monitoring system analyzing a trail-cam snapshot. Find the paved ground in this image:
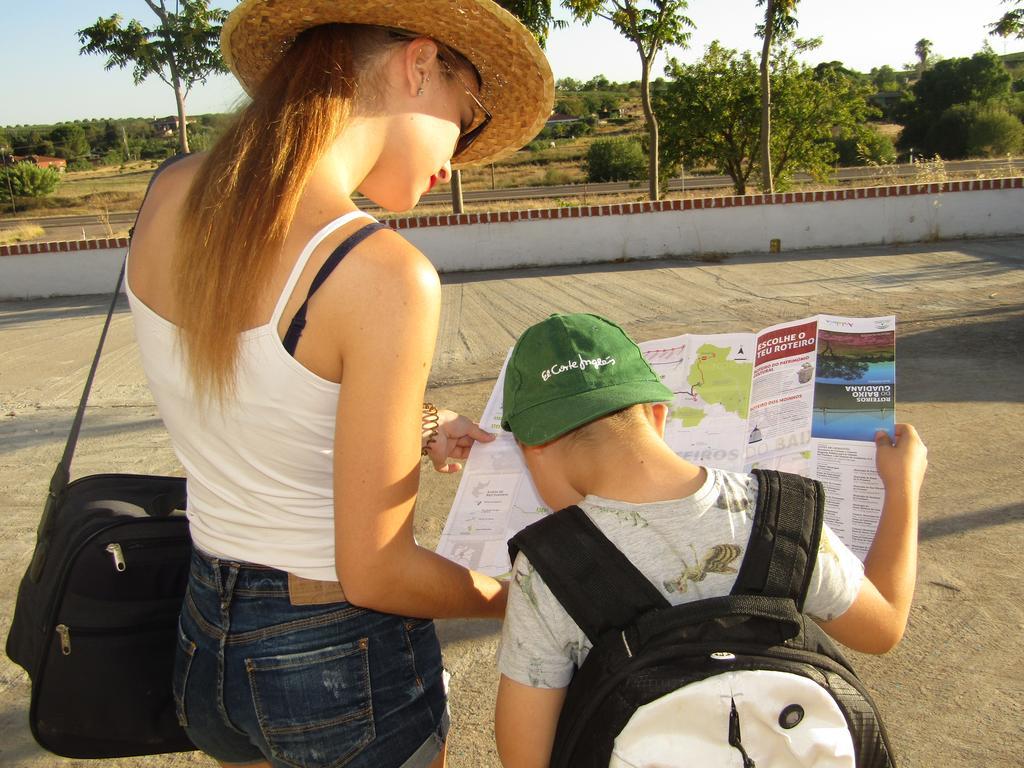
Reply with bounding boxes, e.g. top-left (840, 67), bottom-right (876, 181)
top-left (1, 236), bottom-right (1022, 767)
